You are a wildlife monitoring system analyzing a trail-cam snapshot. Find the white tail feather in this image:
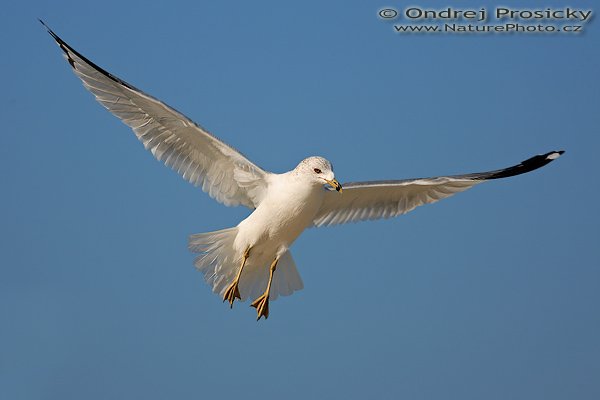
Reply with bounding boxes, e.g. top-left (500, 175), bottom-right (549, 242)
top-left (189, 227), bottom-right (303, 301)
